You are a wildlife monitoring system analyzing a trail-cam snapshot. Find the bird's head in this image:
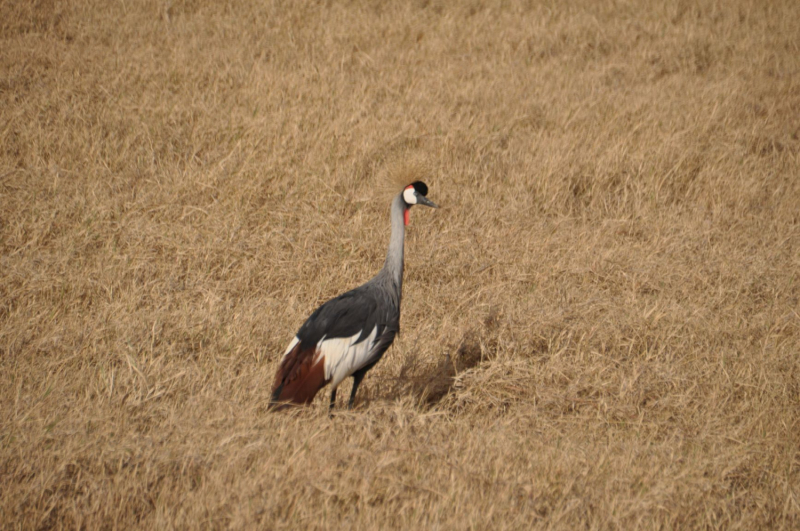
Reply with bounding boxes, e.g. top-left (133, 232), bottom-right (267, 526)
top-left (401, 181), bottom-right (438, 225)
top-left (377, 153), bottom-right (439, 225)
